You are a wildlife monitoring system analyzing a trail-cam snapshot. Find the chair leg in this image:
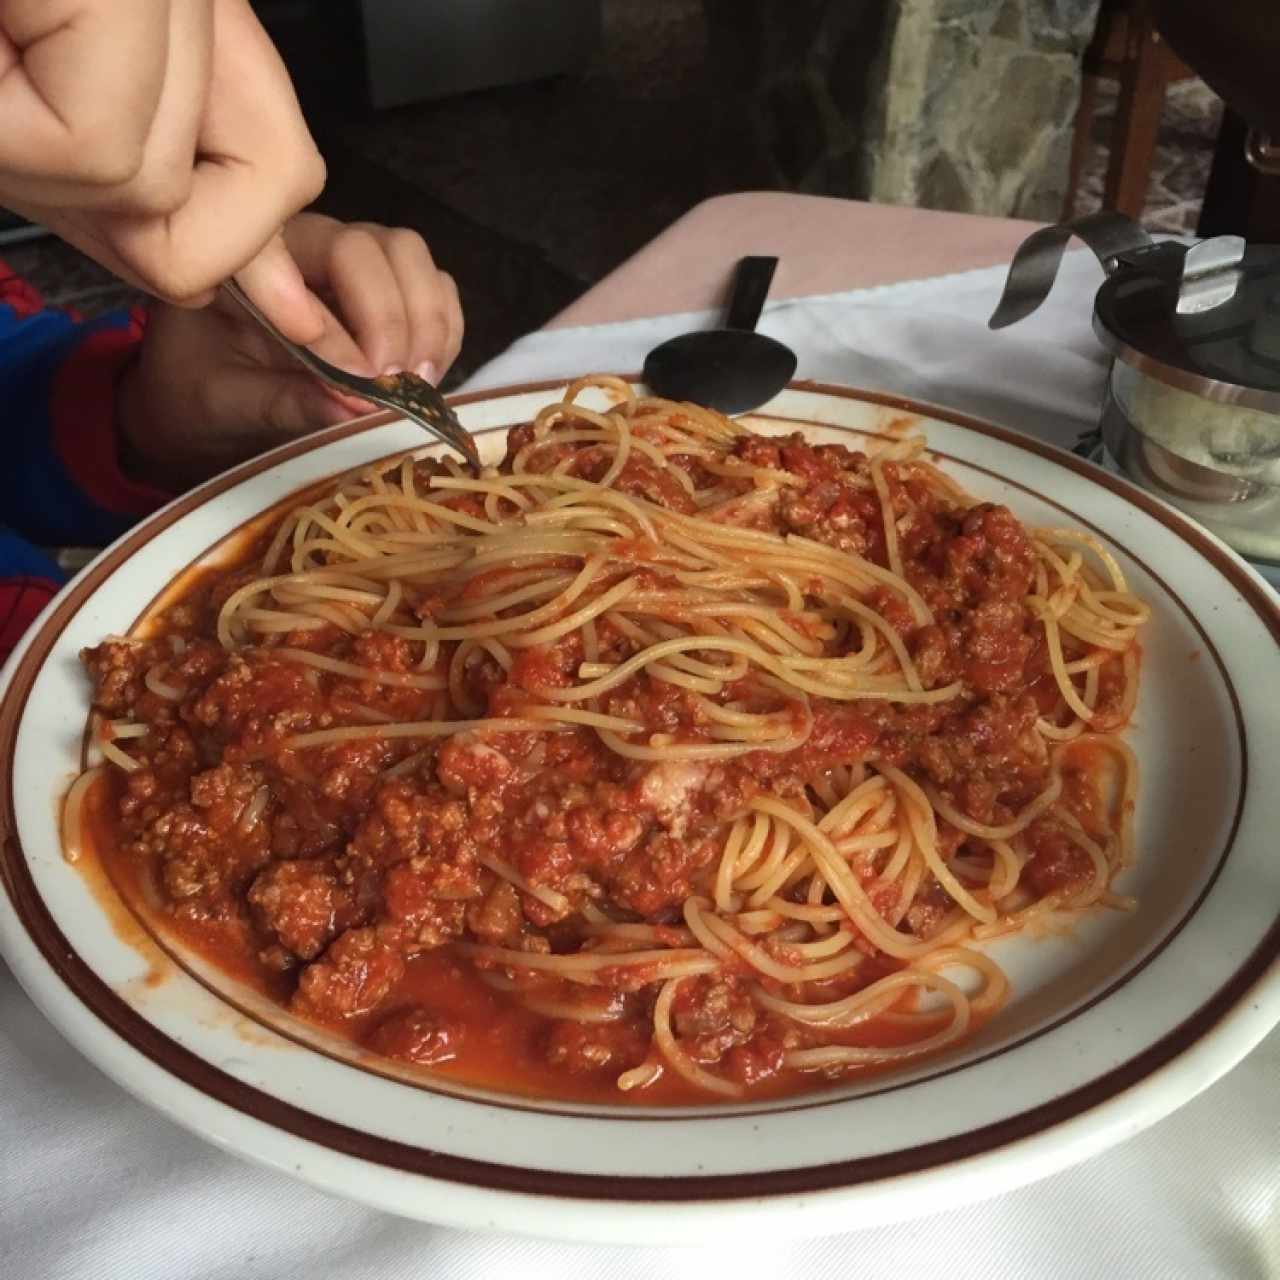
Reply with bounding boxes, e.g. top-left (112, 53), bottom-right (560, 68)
top-left (1064, 72), bottom-right (1100, 220)
top-left (1104, 25), bottom-right (1169, 218)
